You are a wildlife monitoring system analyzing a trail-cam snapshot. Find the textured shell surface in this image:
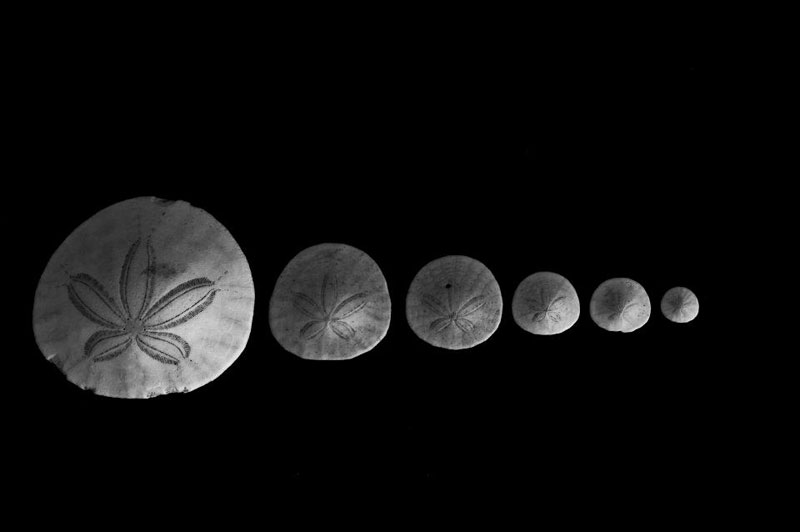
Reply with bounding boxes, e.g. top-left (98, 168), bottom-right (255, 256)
top-left (32, 197), bottom-right (255, 399)
top-left (269, 243), bottom-right (391, 360)
top-left (511, 271), bottom-right (580, 335)
top-left (660, 286), bottom-right (699, 323)
top-left (589, 277), bottom-right (650, 333)
top-left (406, 255), bottom-right (502, 350)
